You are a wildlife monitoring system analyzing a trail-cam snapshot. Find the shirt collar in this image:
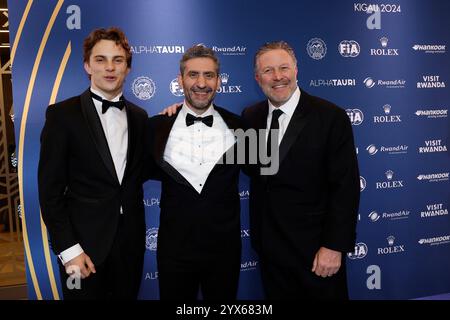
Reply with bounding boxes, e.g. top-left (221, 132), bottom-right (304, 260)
top-left (90, 87), bottom-right (123, 102)
top-left (181, 101), bottom-right (214, 118)
top-left (268, 86), bottom-right (301, 117)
